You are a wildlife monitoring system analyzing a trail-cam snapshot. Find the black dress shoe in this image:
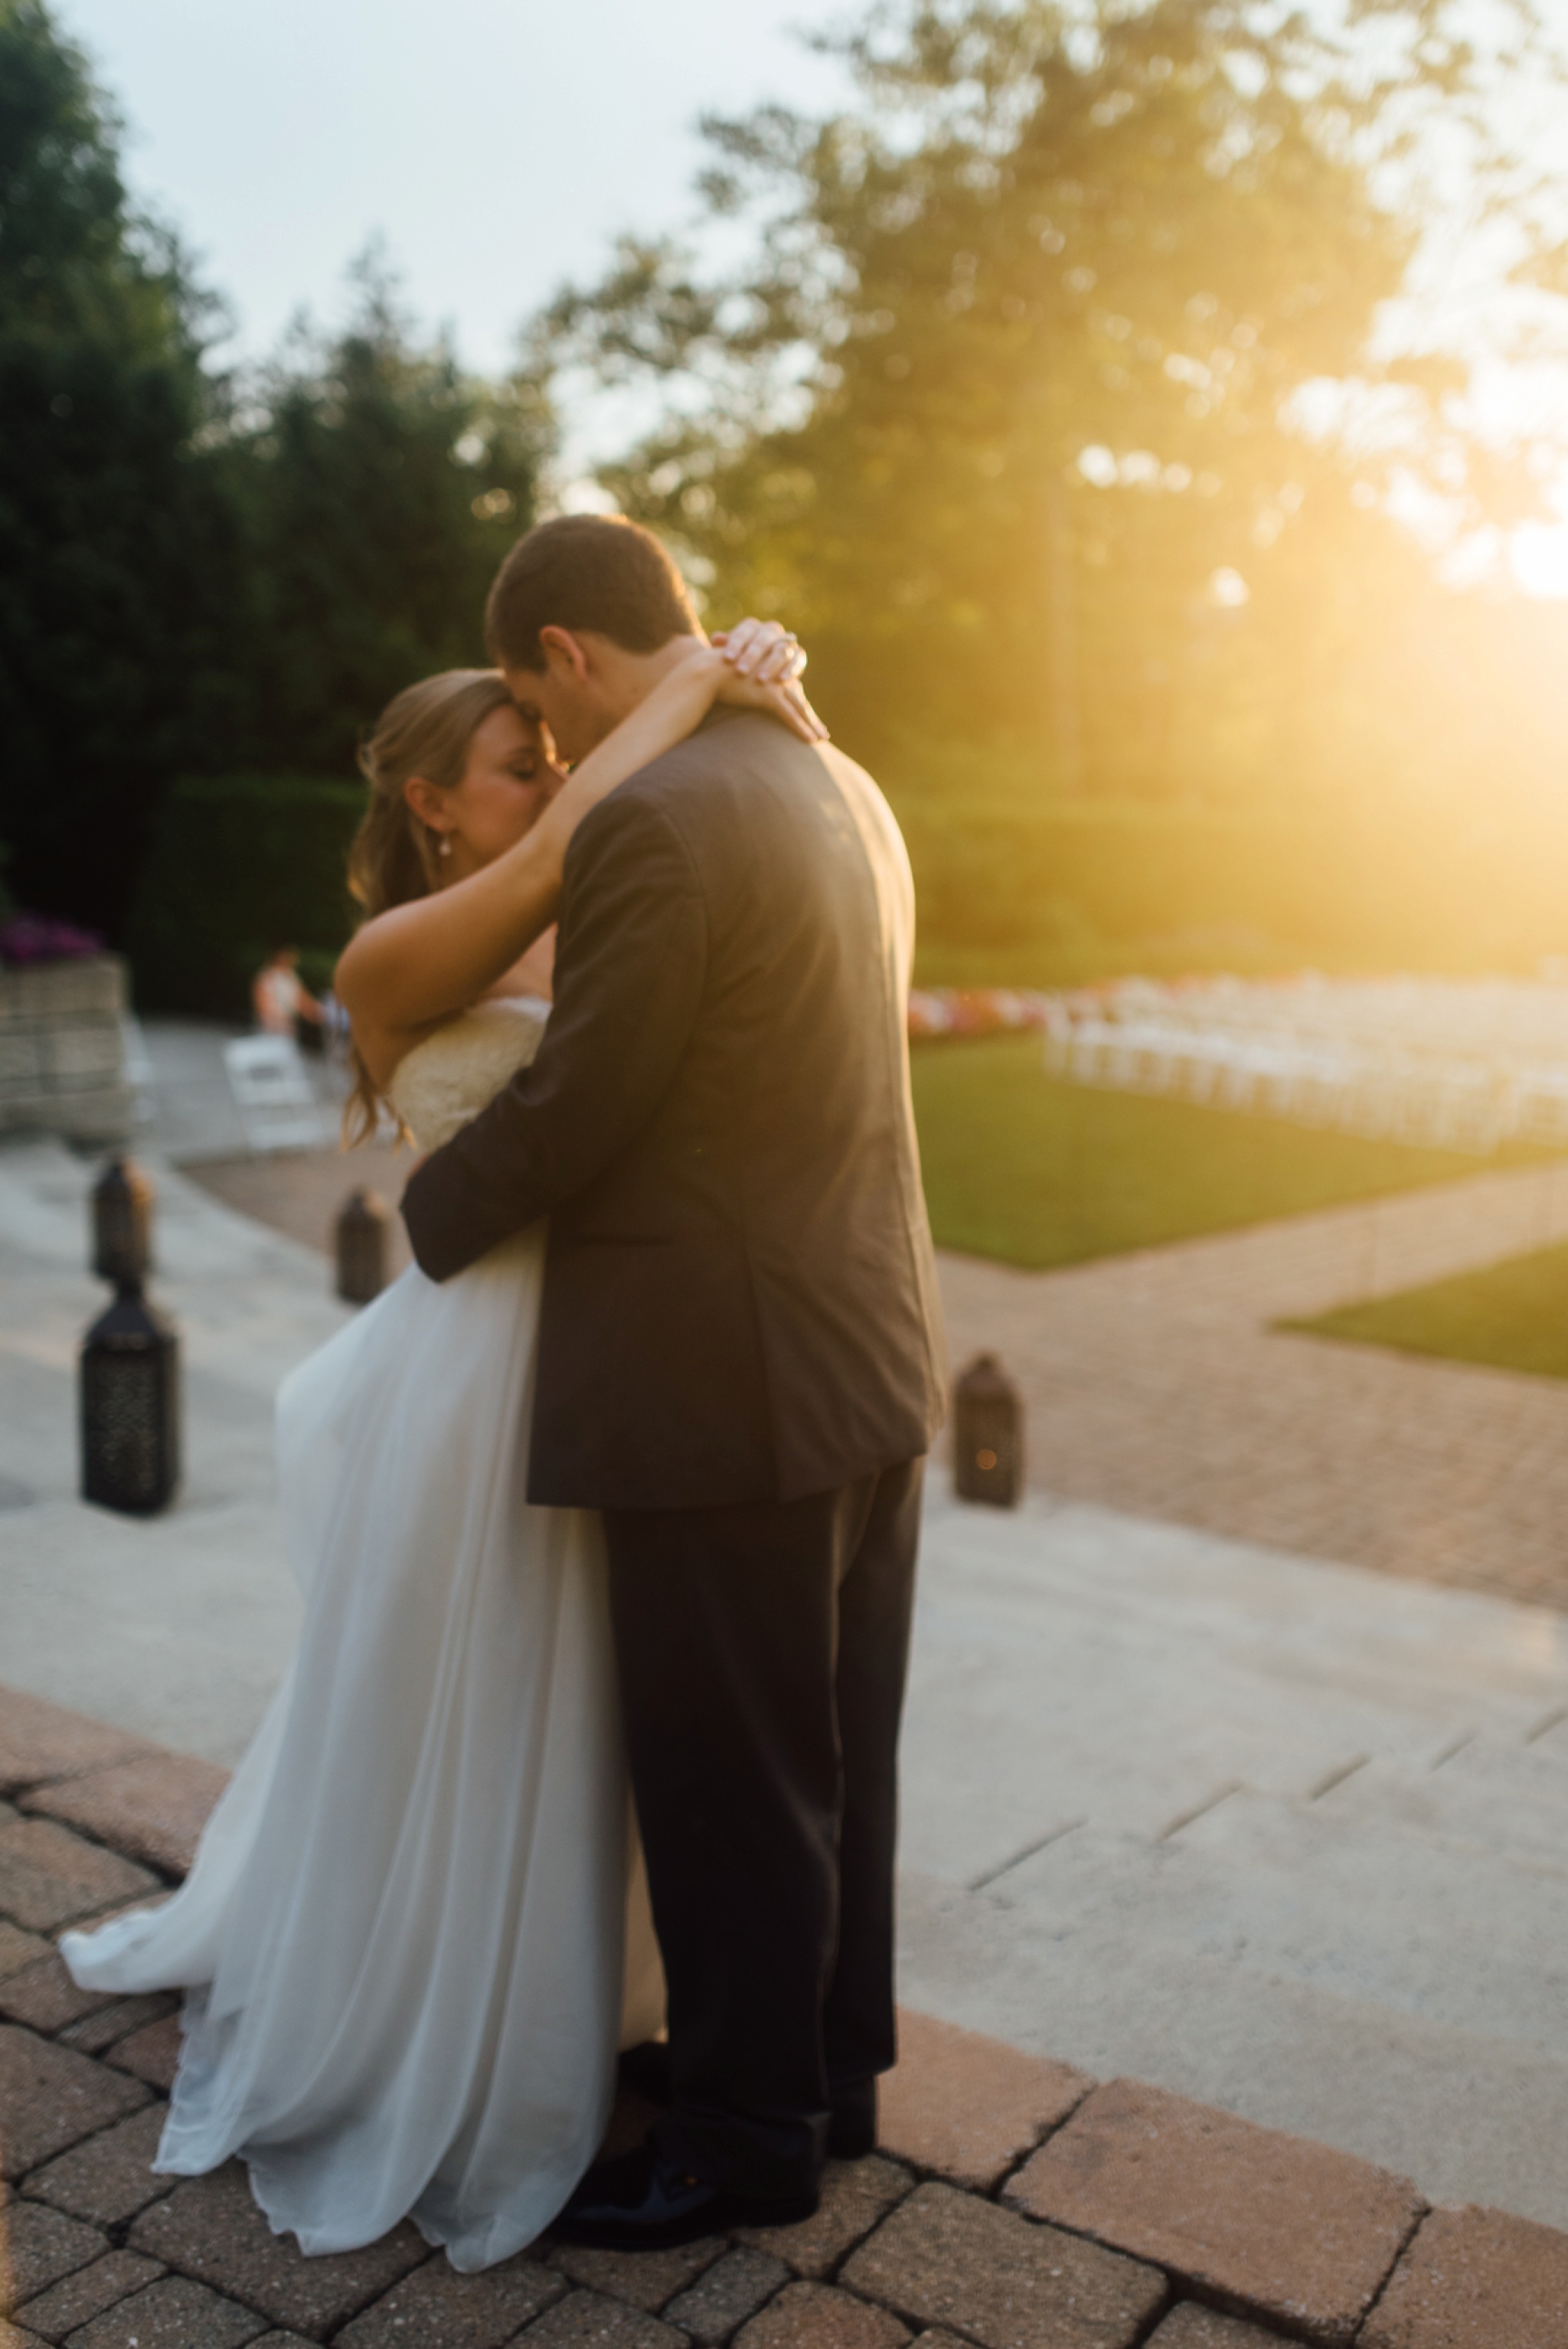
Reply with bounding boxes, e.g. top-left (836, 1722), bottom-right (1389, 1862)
top-left (828, 2077), bottom-right (877, 2160)
top-left (554, 2142), bottom-right (818, 2249)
